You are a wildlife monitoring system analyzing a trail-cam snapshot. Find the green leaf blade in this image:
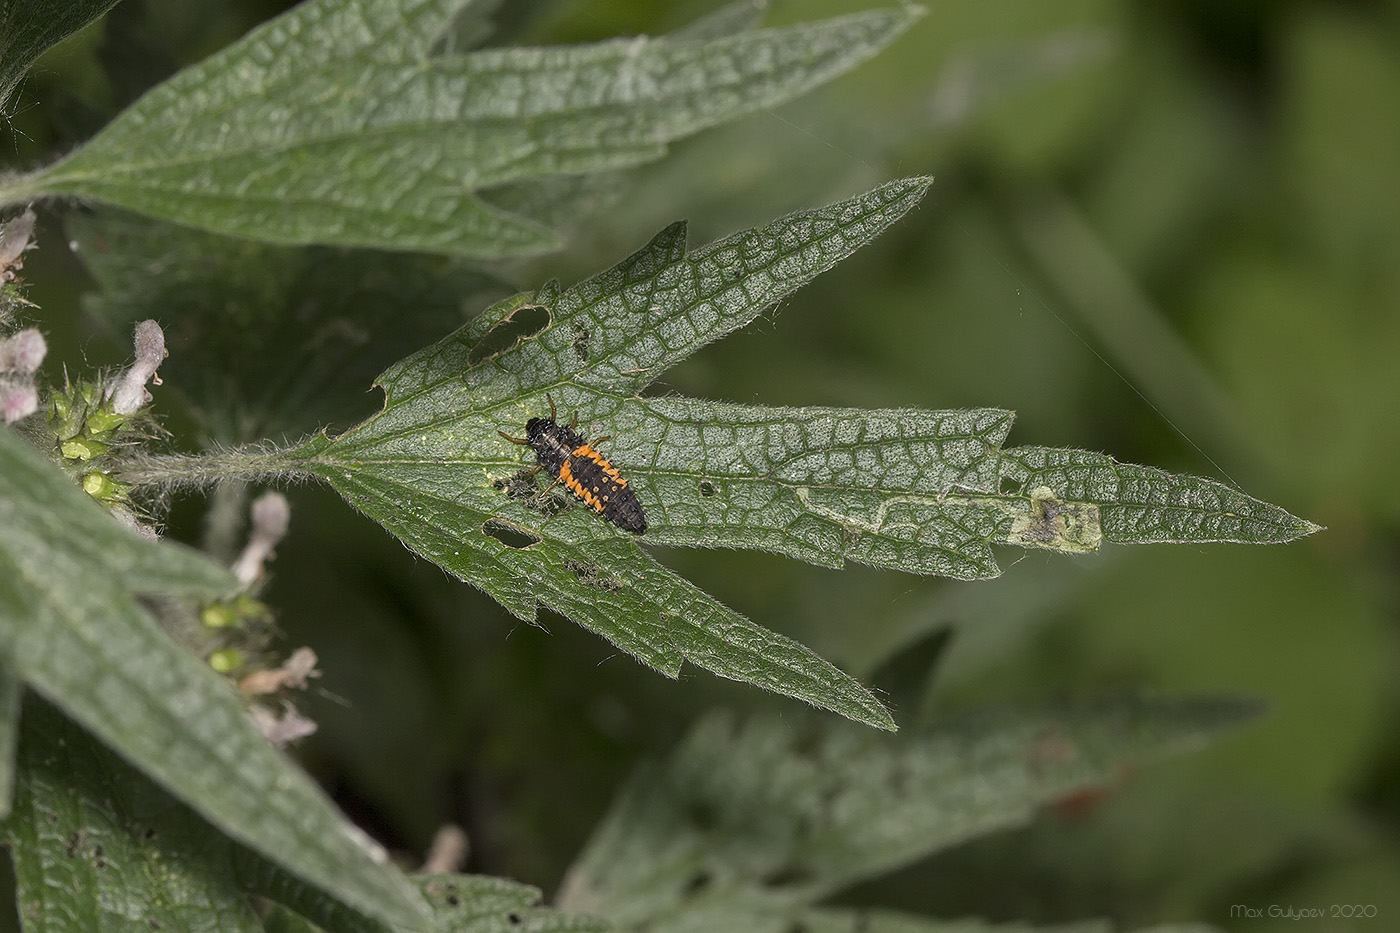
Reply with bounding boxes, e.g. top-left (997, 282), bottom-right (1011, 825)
top-left (17, 1), bottom-right (921, 255)
top-left (0, 430), bottom-right (430, 932)
top-left (292, 180), bottom-right (949, 727)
